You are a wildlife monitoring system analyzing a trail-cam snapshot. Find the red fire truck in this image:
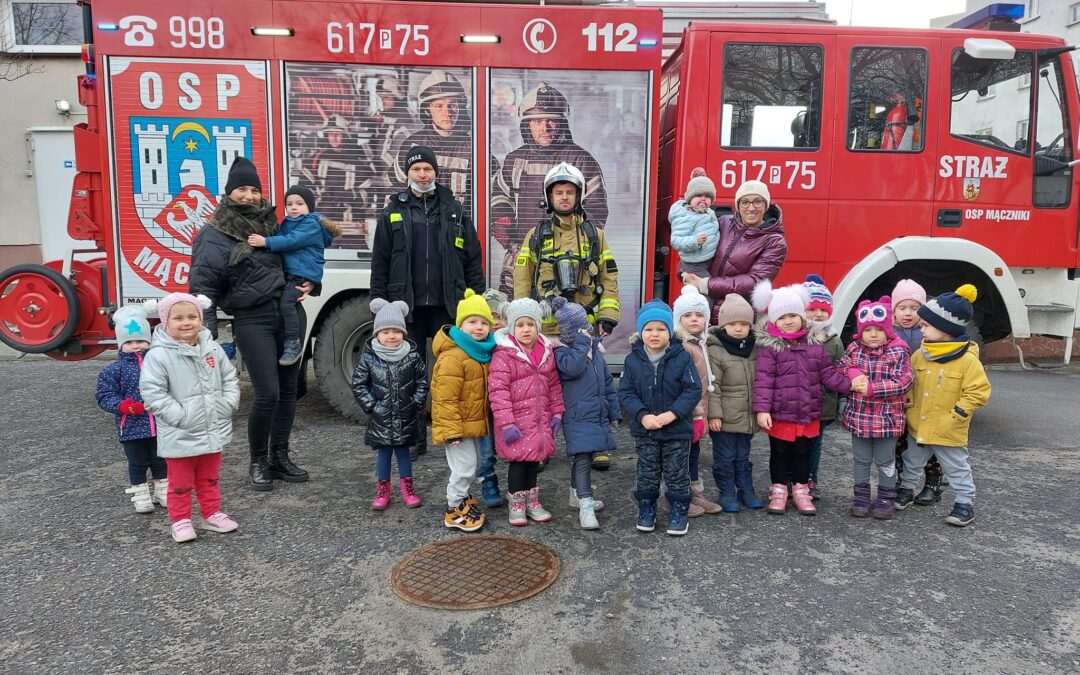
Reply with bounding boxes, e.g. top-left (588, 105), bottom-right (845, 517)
top-left (1, 0), bottom-right (1078, 422)
top-left (656, 12), bottom-right (1080, 366)
top-left (0, 0), bottom-right (664, 419)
